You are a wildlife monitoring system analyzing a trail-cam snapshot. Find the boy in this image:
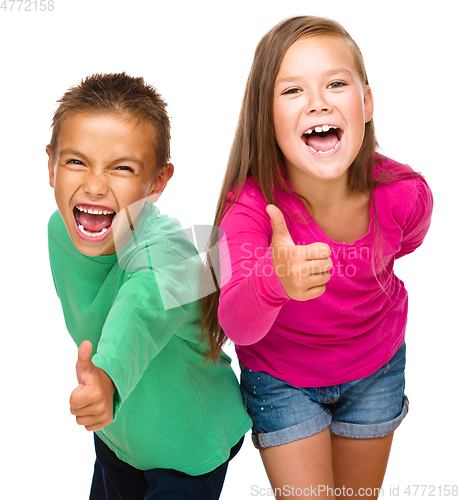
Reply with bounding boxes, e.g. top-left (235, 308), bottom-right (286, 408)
top-left (47, 73), bottom-right (251, 499)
